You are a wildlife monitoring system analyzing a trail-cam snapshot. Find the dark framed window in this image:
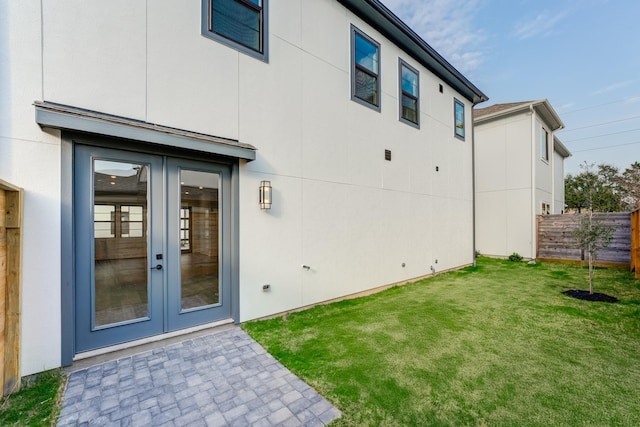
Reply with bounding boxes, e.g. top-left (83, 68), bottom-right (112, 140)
top-left (201, 0), bottom-right (268, 61)
top-left (399, 59), bottom-right (419, 127)
top-left (454, 98), bottom-right (465, 140)
top-left (541, 129), bottom-right (549, 161)
top-left (351, 25), bottom-right (380, 111)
